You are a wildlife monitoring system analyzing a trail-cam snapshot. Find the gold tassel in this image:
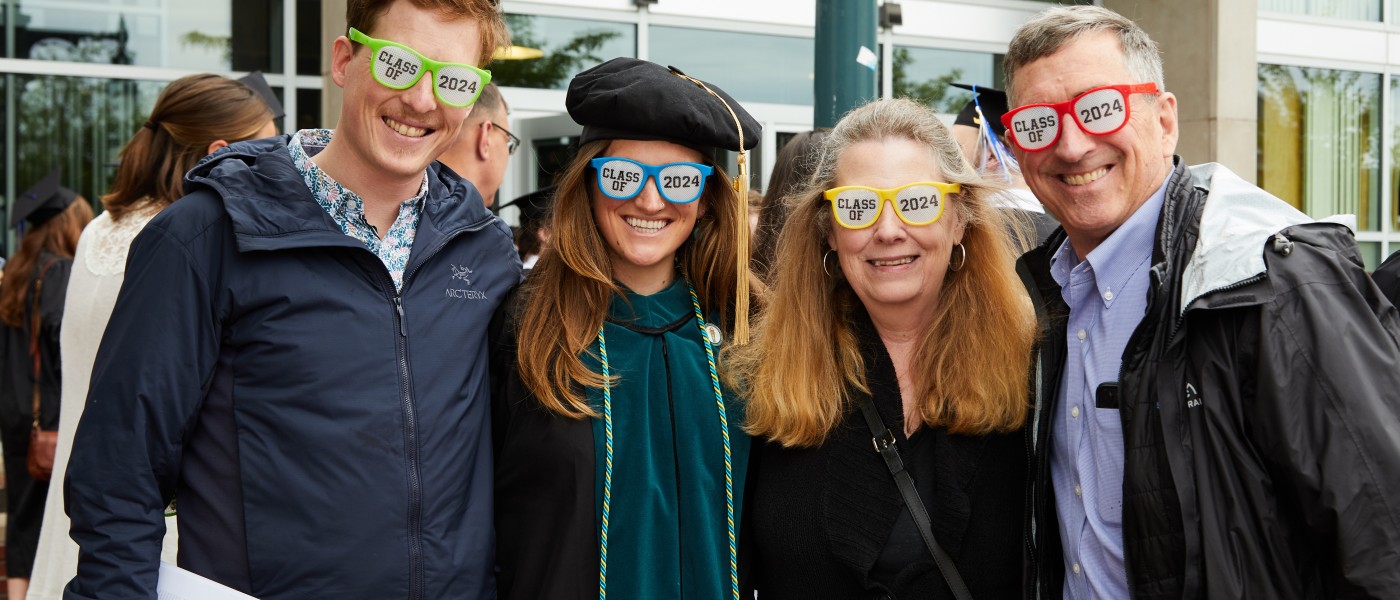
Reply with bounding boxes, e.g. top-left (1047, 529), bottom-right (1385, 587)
top-left (670, 68), bottom-right (752, 345)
